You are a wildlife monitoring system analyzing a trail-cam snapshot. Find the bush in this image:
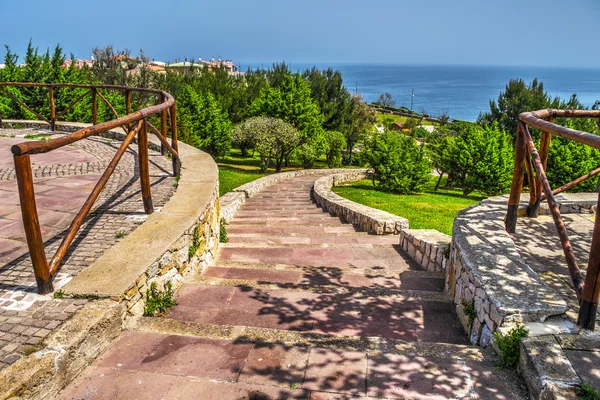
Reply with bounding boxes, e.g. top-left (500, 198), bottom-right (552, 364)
top-left (362, 131), bottom-right (430, 194)
top-left (323, 130), bottom-right (346, 168)
top-left (430, 122), bottom-right (513, 197)
top-left (411, 126), bottom-right (431, 139)
top-left (493, 323), bottom-right (528, 368)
